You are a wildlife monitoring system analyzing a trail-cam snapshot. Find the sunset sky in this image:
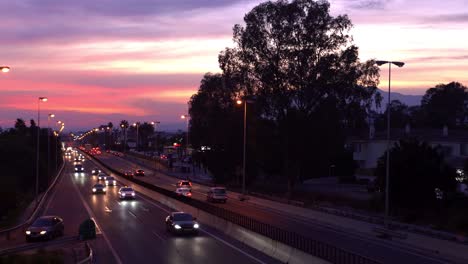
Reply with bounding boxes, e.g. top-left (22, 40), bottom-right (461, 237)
top-left (0, 0), bottom-right (467, 131)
